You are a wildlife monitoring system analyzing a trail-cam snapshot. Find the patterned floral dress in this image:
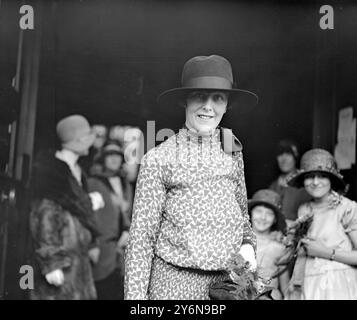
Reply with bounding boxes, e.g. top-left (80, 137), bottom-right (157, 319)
top-left (124, 127), bottom-right (256, 300)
